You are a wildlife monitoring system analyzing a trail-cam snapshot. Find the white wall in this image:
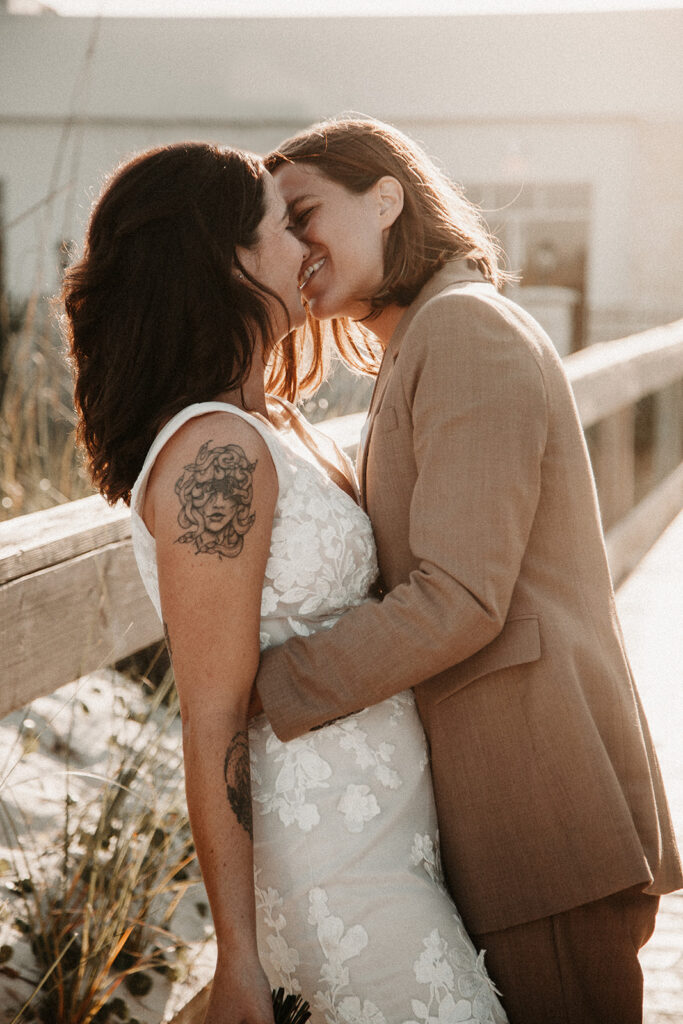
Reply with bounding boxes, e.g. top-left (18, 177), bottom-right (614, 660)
top-left (1, 9), bottom-right (681, 325)
top-left (2, 10), bottom-right (681, 122)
